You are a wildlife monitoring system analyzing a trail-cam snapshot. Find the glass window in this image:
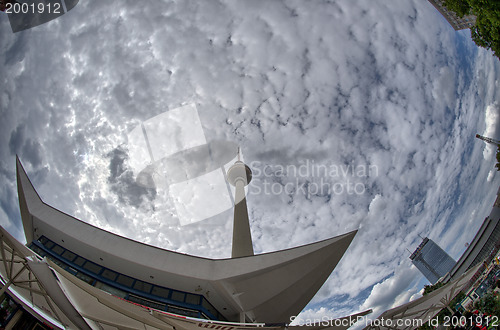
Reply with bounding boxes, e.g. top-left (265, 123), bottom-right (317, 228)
top-left (83, 261), bottom-right (102, 274)
top-left (116, 274), bottom-right (134, 287)
top-left (185, 293), bottom-right (200, 305)
top-left (74, 256), bottom-right (85, 266)
top-left (30, 245), bottom-right (46, 257)
top-left (151, 286), bottom-right (170, 299)
top-left (75, 272), bottom-right (94, 285)
top-left (40, 238), bottom-right (54, 249)
top-left (61, 250), bottom-right (76, 261)
top-left (167, 305), bottom-right (199, 318)
top-left (128, 294), bottom-right (165, 310)
top-left (51, 245), bottom-right (64, 255)
top-left (51, 258), bottom-right (66, 269)
top-left (95, 281), bottom-right (127, 298)
top-left (67, 267), bottom-right (78, 275)
top-left (101, 269), bottom-right (117, 281)
top-left (171, 291), bottom-right (185, 302)
top-left (202, 298), bottom-right (218, 318)
top-left (133, 280), bottom-right (152, 293)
